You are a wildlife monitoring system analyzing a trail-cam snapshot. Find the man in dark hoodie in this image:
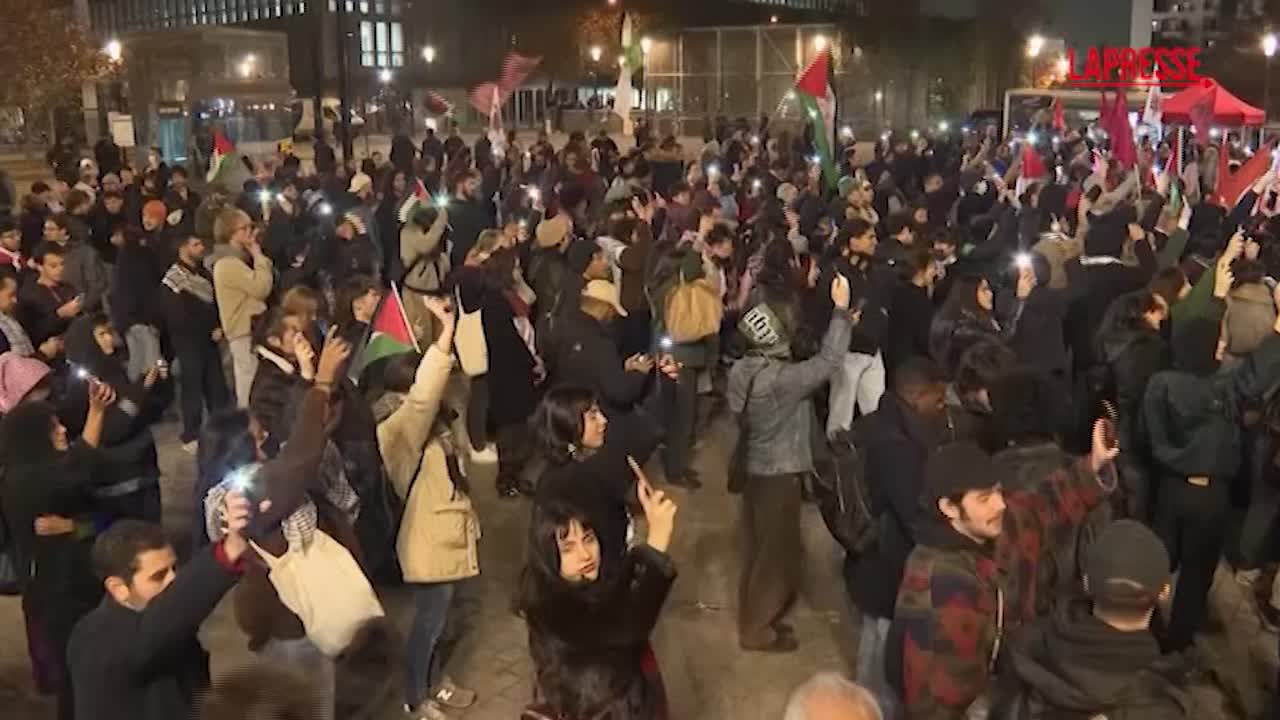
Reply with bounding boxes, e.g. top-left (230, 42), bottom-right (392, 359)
top-left (1142, 248), bottom-right (1280, 653)
top-left (850, 357), bottom-right (953, 716)
top-left (995, 520), bottom-right (1191, 719)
